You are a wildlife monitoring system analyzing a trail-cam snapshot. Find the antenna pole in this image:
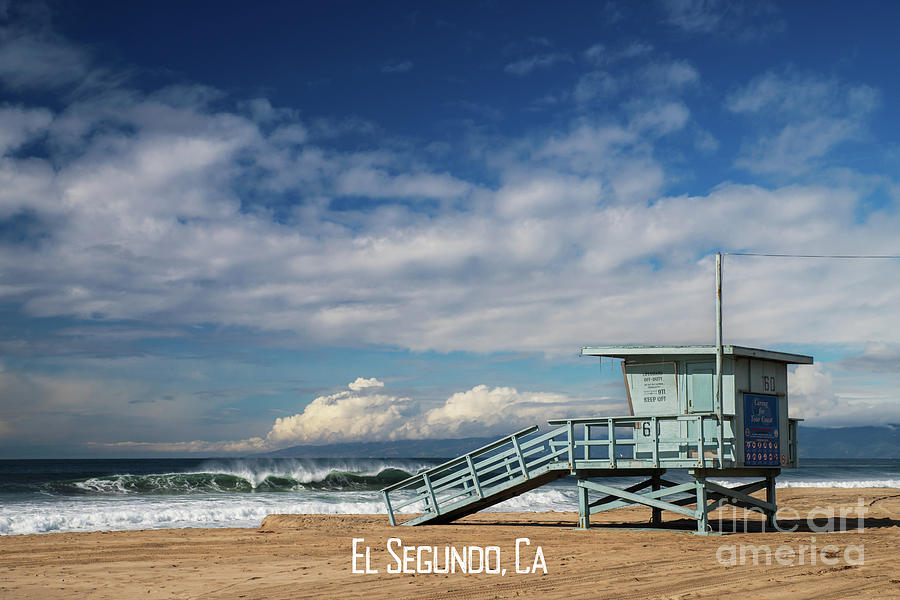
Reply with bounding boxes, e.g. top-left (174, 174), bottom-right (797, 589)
top-left (715, 252), bottom-right (724, 467)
